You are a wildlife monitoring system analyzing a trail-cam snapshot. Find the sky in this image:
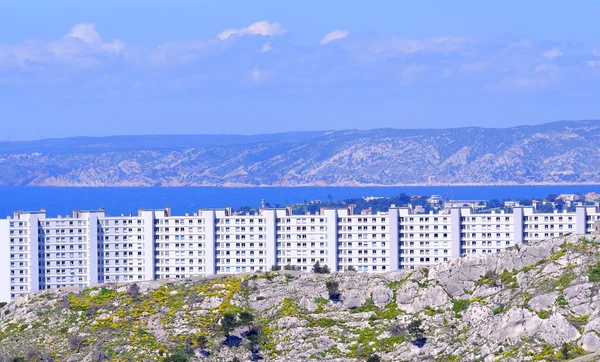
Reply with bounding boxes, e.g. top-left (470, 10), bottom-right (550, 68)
top-left (1, 0), bottom-right (600, 140)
